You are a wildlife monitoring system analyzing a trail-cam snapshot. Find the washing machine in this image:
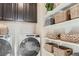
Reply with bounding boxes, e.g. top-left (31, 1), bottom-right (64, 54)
top-left (0, 35), bottom-right (13, 56)
top-left (17, 34), bottom-right (41, 56)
